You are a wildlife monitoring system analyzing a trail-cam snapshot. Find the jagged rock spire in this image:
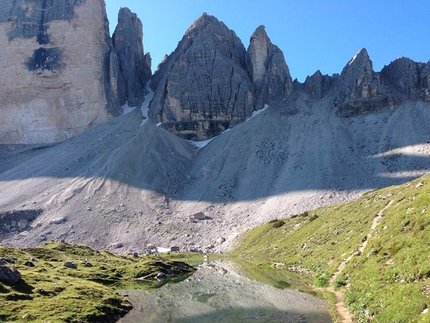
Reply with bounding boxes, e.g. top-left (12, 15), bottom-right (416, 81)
top-left (113, 7), bottom-right (151, 107)
top-left (304, 70), bottom-right (337, 99)
top-left (148, 13), bottom-right (254, 140)
top-left (335, 48), bottom-right (398, 116)
top-left (381, 57), bottom-right (430, 102)
top-left (247, 25), bottom-right (293, 109)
